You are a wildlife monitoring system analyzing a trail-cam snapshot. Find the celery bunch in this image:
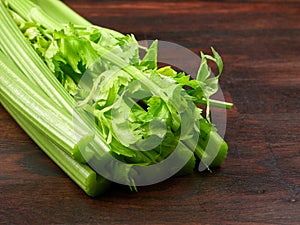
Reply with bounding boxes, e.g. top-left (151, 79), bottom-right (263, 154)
top-left (0, 0), bottom-right (232, 196)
